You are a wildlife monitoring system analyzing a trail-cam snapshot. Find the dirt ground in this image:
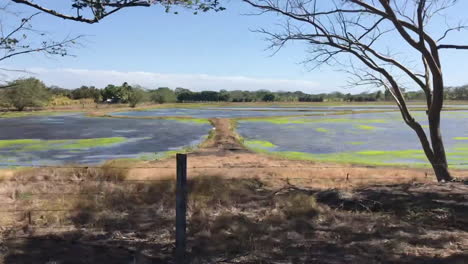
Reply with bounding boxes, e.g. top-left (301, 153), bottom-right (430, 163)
top-left (1, 118), bottom-right (468, 263)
